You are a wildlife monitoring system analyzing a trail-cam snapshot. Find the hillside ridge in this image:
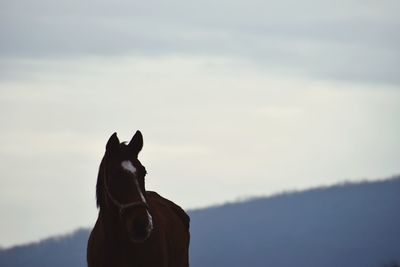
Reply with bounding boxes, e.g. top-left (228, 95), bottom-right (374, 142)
top-left (1, 176), bottom-right (399, 267)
